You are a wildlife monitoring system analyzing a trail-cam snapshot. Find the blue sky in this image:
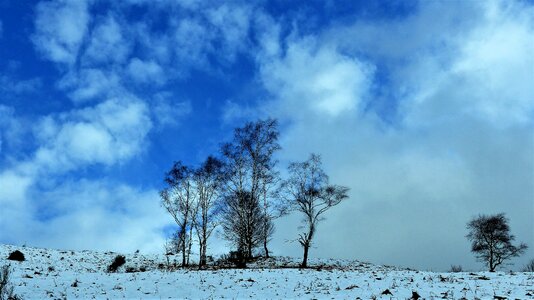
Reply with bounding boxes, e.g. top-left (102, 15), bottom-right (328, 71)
top-left (0, 0), bottom-right (533, 271)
